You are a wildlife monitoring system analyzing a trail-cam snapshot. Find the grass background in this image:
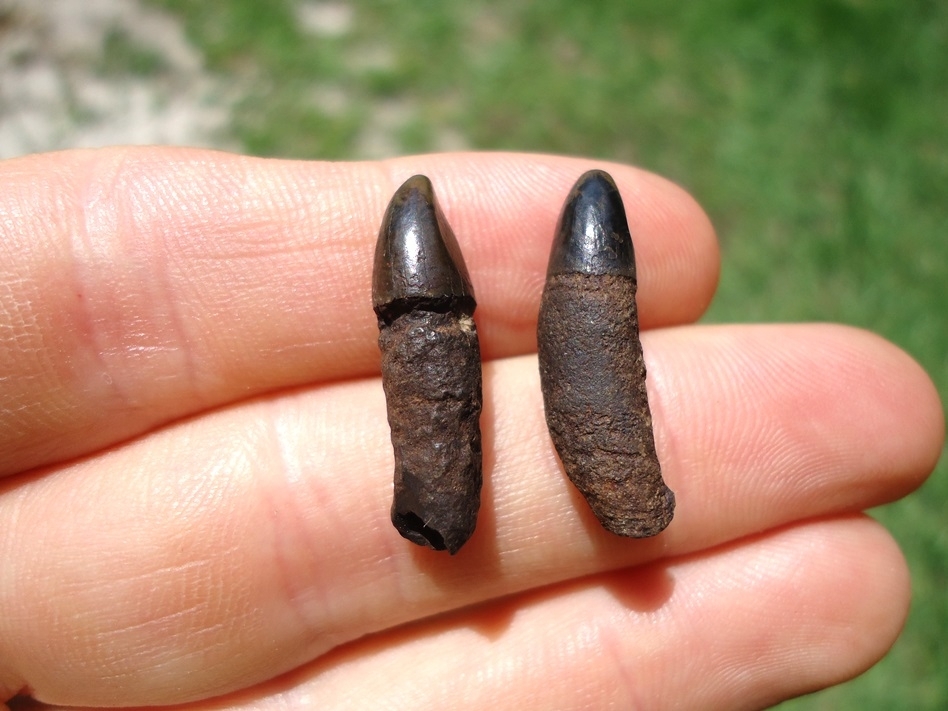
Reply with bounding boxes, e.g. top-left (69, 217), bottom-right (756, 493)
top-left (142, 1), bottom-right (947, 707)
